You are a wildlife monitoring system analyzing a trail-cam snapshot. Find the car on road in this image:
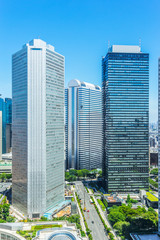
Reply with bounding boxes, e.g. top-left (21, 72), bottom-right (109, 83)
top-left (87, 210), bottom-right (89, 212)
top-left (91, 221), bottom-right (94, 224)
